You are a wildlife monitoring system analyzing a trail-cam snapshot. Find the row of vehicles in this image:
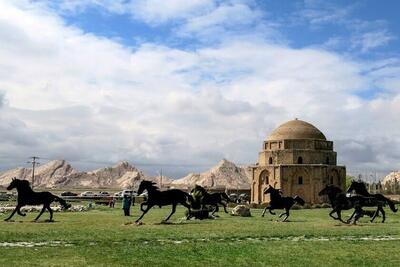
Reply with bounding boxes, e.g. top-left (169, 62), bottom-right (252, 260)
top-left (60, 189), bottom-right (148, 198)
